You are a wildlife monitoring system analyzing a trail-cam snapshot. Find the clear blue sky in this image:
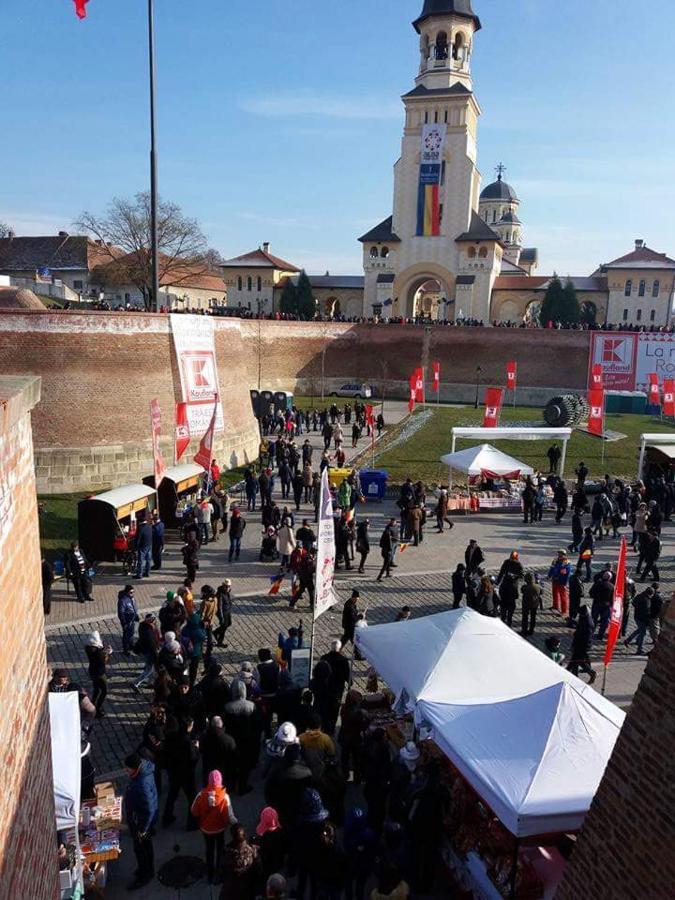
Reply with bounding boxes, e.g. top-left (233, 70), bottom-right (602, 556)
top-left (2, 0), bottom-right (674, 275)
